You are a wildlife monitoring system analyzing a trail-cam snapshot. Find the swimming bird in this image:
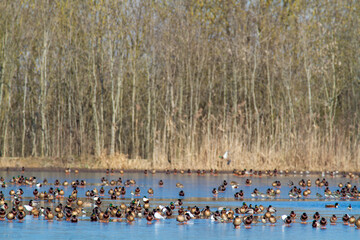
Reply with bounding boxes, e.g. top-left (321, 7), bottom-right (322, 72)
top-left (210, 212), bottom-right (222, 222)
top-left (244, 216), bottom-right (253, 228)
top-left (300, 213), bottom-right (308, 223)
top-left (349, 215), bottom-right (356, 226)
top-left (316, 193), bottom-right (323, 198)
top-left (0, 208), bottom-right (6, 219)
top-left (269, 215), bottom-right (277, 225)
top-left (245, 179), bottom-right (252, 186)
top-left (355, 217), bottom-right (360, 229)
top-left (6, 212), bottom-right (15, 221)
top-left (147, 188), bottom-right (154, 195)
top-left (290, 211), bottom-right (296, 220)
top-left (154, 211), bottom-right (166, 220)
top-left (176, 214), bottom-right (185, 224)
top-left (312, 220), bottom-right (320, 228)
top-left (330, 215), bottom-right (337, 225)
top-left (313, 212), bottom-right (320, 220)
top-left (267, 205), bottom-right (276, 213)
top-left (320, 217), bottom-right (327, 228)
top-left (233, 216), bottom-right (242, 228)
top-left (283, 216), bottom-right (292, 225)
top-left (143, 196), bottom-right (149, 203)
top-left (23, 204), bottom-right (33, 212)
top-left (325, 203), bottom-right (338, 208)
top-left (342, 214), bottom-right (350, 224)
